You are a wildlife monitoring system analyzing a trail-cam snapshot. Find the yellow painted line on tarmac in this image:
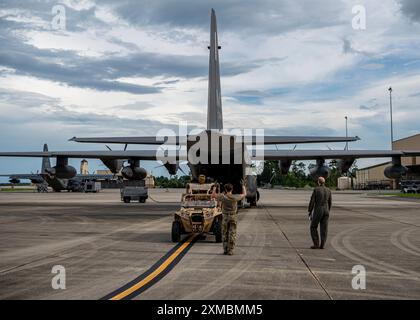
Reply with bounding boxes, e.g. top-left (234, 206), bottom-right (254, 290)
top-left (108, 234), bottom-right (198, 300)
